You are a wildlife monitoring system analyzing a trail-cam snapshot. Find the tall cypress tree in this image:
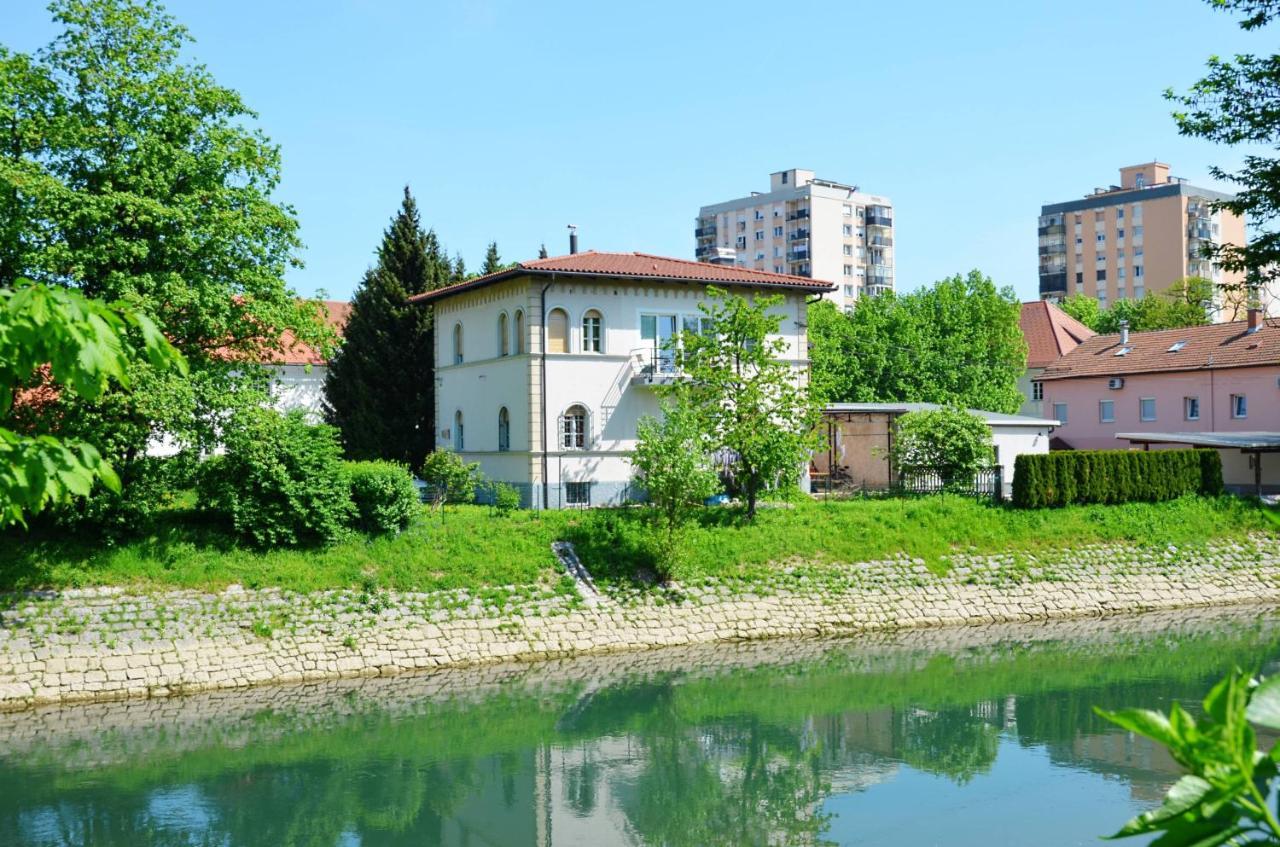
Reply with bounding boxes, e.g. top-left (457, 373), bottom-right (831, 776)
top-left (323, 187), bottom-right (450, 468)
top-left (481, 241), bottom-right (503, 275)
